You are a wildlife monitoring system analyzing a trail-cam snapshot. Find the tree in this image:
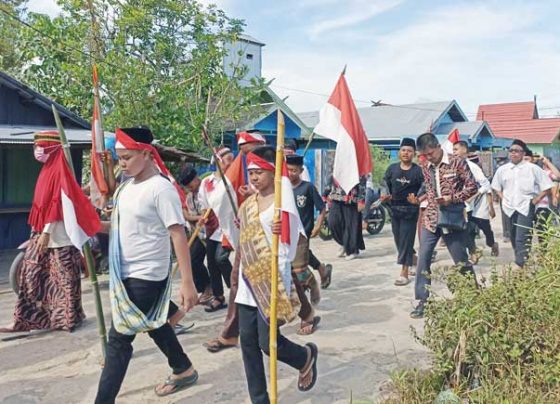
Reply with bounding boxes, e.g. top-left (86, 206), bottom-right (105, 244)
top-left (0, 0), bottom-right (27, 71)
top-left (6, 0), bottom-right (265, 150)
